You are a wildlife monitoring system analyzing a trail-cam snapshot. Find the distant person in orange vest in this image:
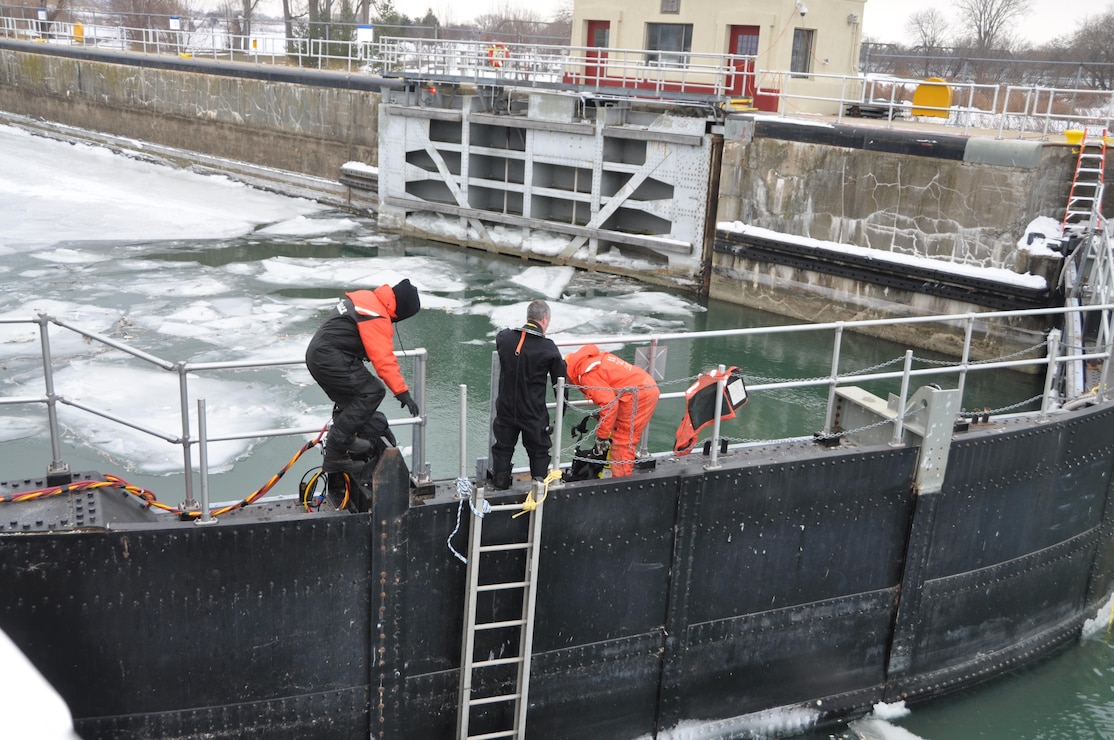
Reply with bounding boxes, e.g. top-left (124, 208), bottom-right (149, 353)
top-left (565, 344), bottom-right (659, 477)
